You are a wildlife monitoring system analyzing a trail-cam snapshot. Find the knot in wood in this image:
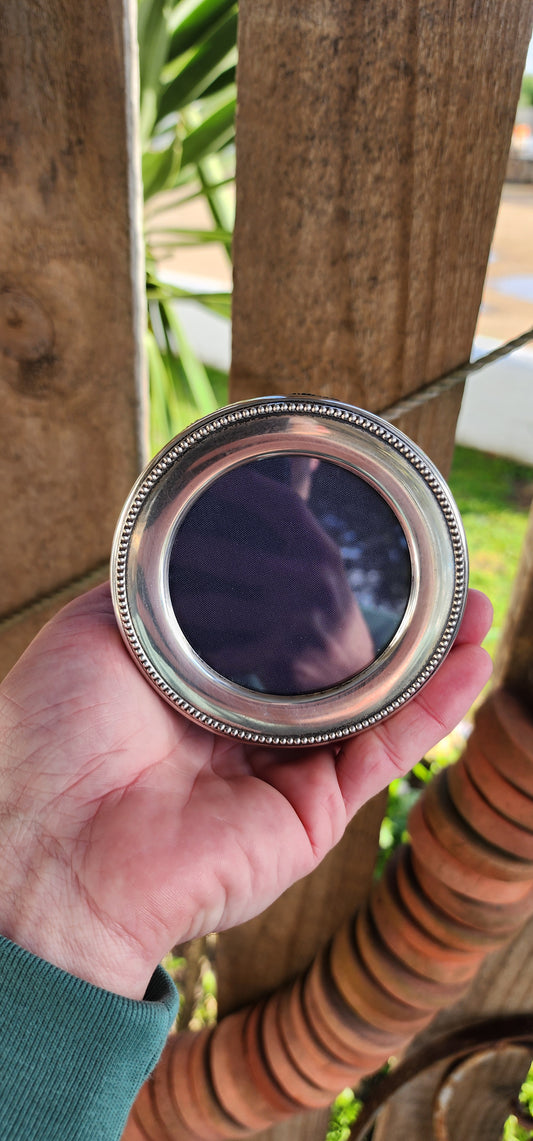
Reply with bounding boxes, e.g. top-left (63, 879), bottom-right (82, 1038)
top-left (0, 289), bottom-right (54, 363)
